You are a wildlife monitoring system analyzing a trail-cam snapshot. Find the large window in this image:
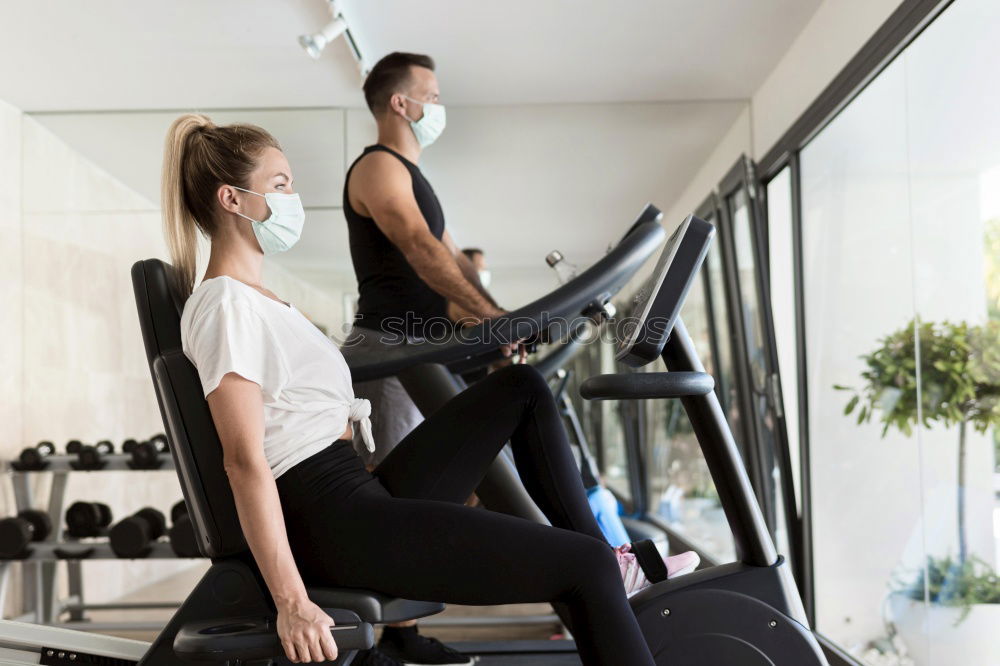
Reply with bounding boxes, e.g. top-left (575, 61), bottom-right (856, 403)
top-left (795, 0), bottom-right (1000, 663)
top-left (766, 167), bottom-right (801, 515)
